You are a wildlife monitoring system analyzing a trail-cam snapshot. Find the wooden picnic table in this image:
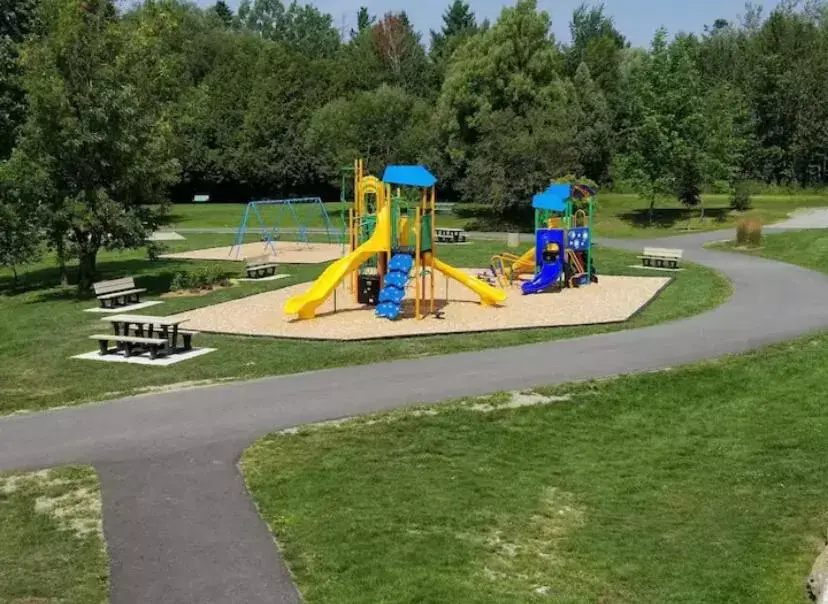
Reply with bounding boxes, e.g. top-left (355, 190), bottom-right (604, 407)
top-left (102, 314), bottom-right (190, 351)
